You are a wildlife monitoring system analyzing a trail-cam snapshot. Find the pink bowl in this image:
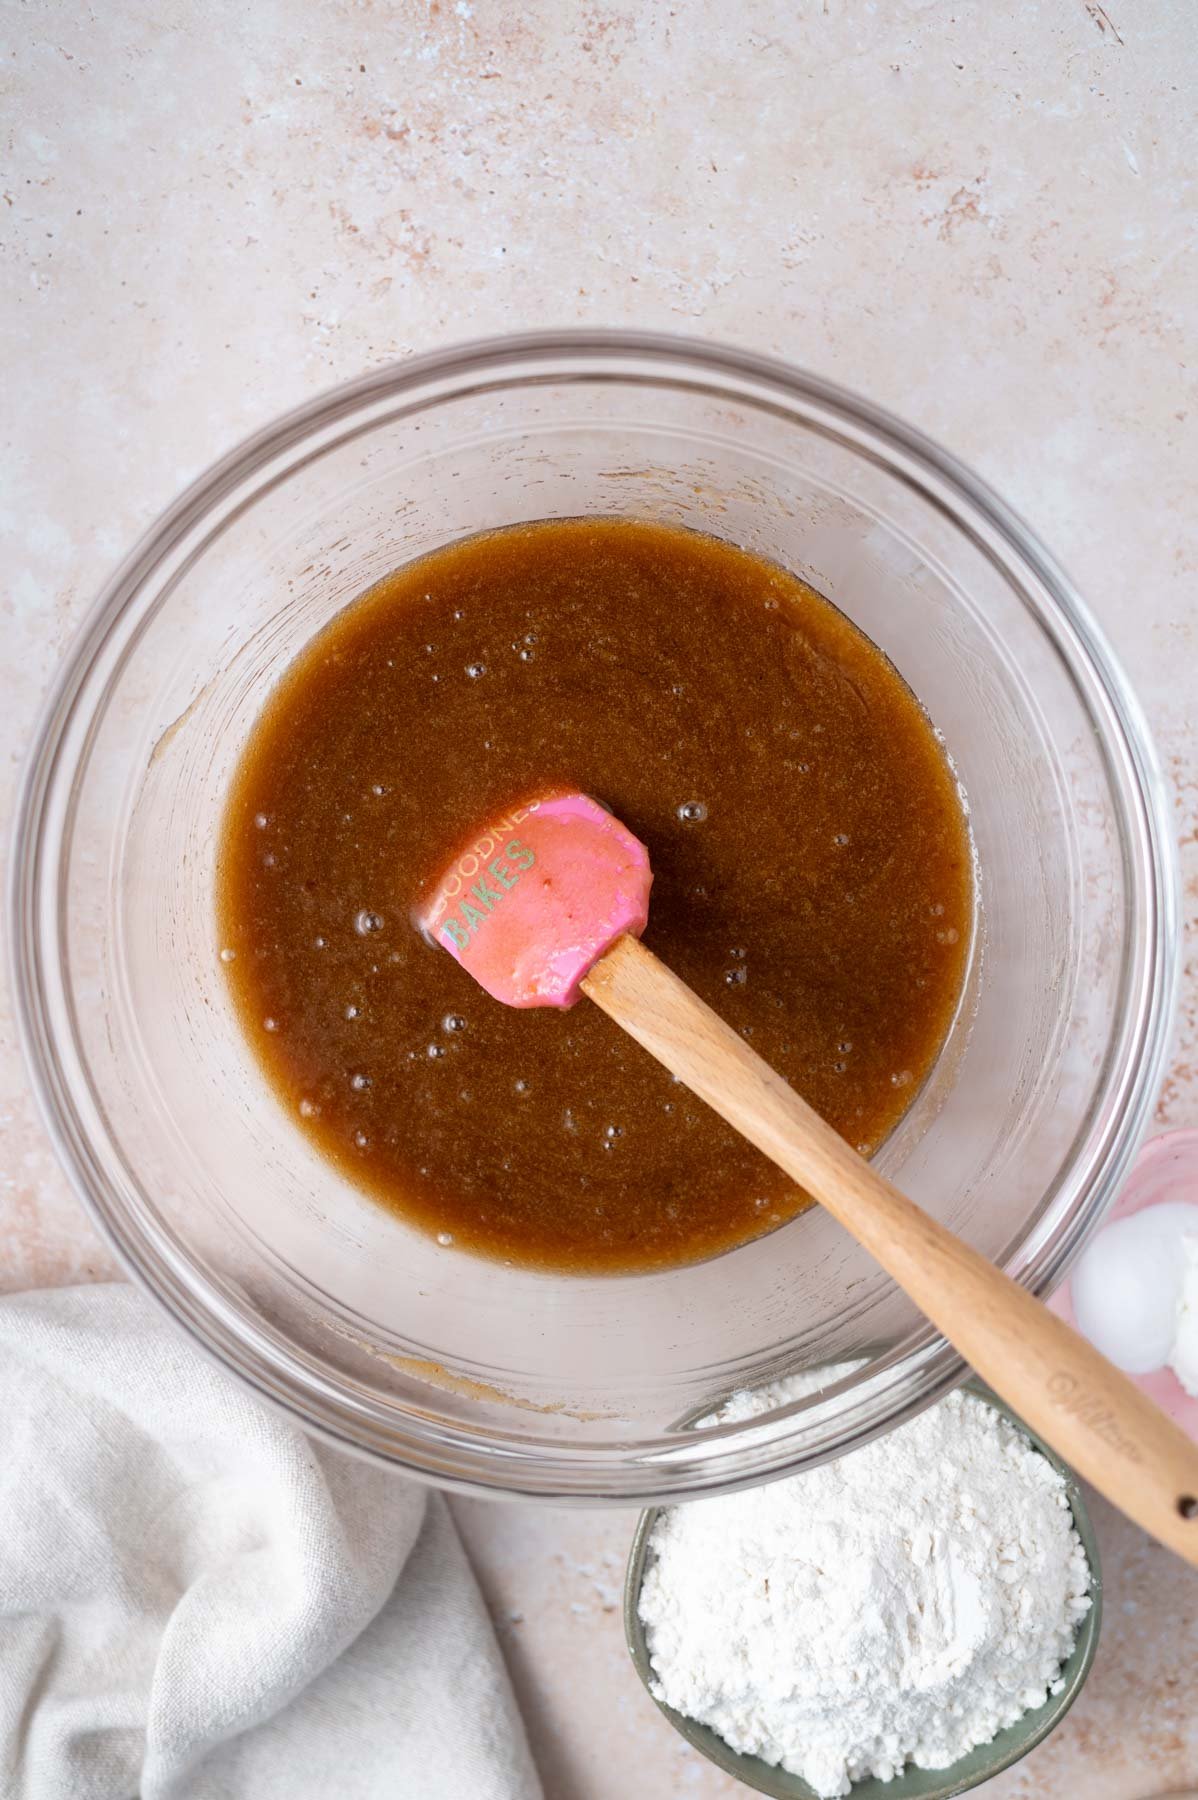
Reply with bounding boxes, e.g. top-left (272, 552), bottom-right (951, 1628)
top-left (1053, 1127), bottom-right (1198, 1440)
